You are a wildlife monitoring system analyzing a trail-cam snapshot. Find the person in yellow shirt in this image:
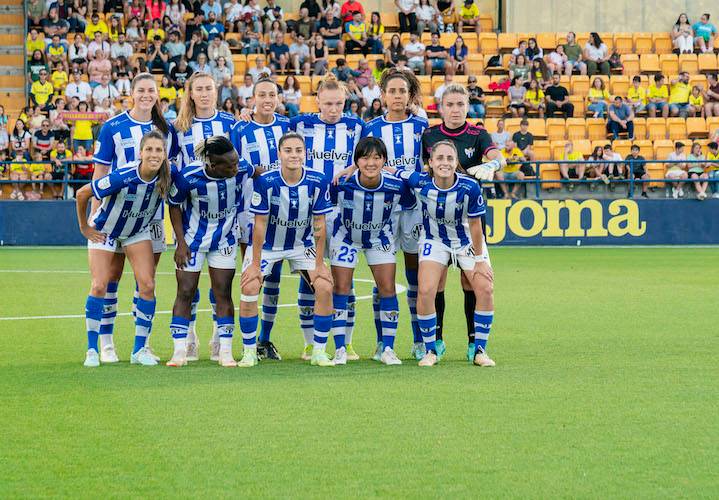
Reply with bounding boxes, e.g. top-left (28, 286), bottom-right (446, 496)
top-left (158, 75), bottom-right (177, 103)
top-left (626, 75), bottom-right (647, 114)
top-left (146, 19), bottom-right (166, 41)
top-left (525, 79), bottom-right (546, 118)
top-left (84, 12), bottom-right (109, 39)
top-left (458, 0), bottom-right (481, 34)
top-left (647, 74), bottom-right (669, 117)
top-left (587, 77), bottom-right (610, 118)
top-left (495, 139), bottom-right (526, 199)
top-left (30, 70), bottom-right (54, 109)
top-left (706, 141), bottom-right (719, 198)
top-left (28, 150), bottom-right (51, 200)
top-left (559, 141), bottom-right (586, 189)
top-left (50, 62), bottom-right (68, 94)
top-left (26, 29), bottom-right (46, 57)
top-left (689, 85), bottom-right (704, 117)
top-left (668, 71), bottom-right (693, 117)
top-left (9, 155), bottom-right (29, 200)
top-left (46, 34), bottom-right (68, 72)
top-left (71, 101), bottom-right (96, 152)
